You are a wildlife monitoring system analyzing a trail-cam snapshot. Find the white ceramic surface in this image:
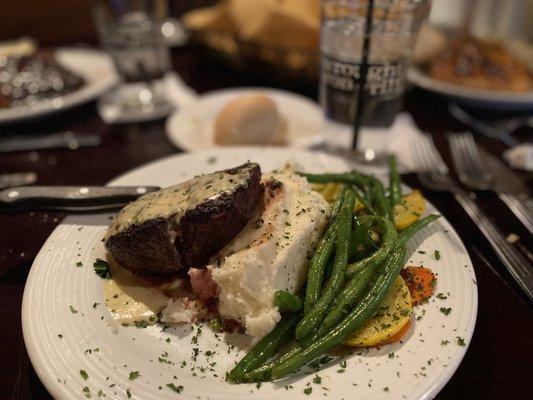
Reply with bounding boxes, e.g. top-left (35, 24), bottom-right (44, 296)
top-left (408, 66), bottom-right (533, 110)
top-left (165, 88), bottom-right (324, 150)
top-left (0, 48), bottom-right (119, 123)
top-left (22, 148), bottom-right (477, 400)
